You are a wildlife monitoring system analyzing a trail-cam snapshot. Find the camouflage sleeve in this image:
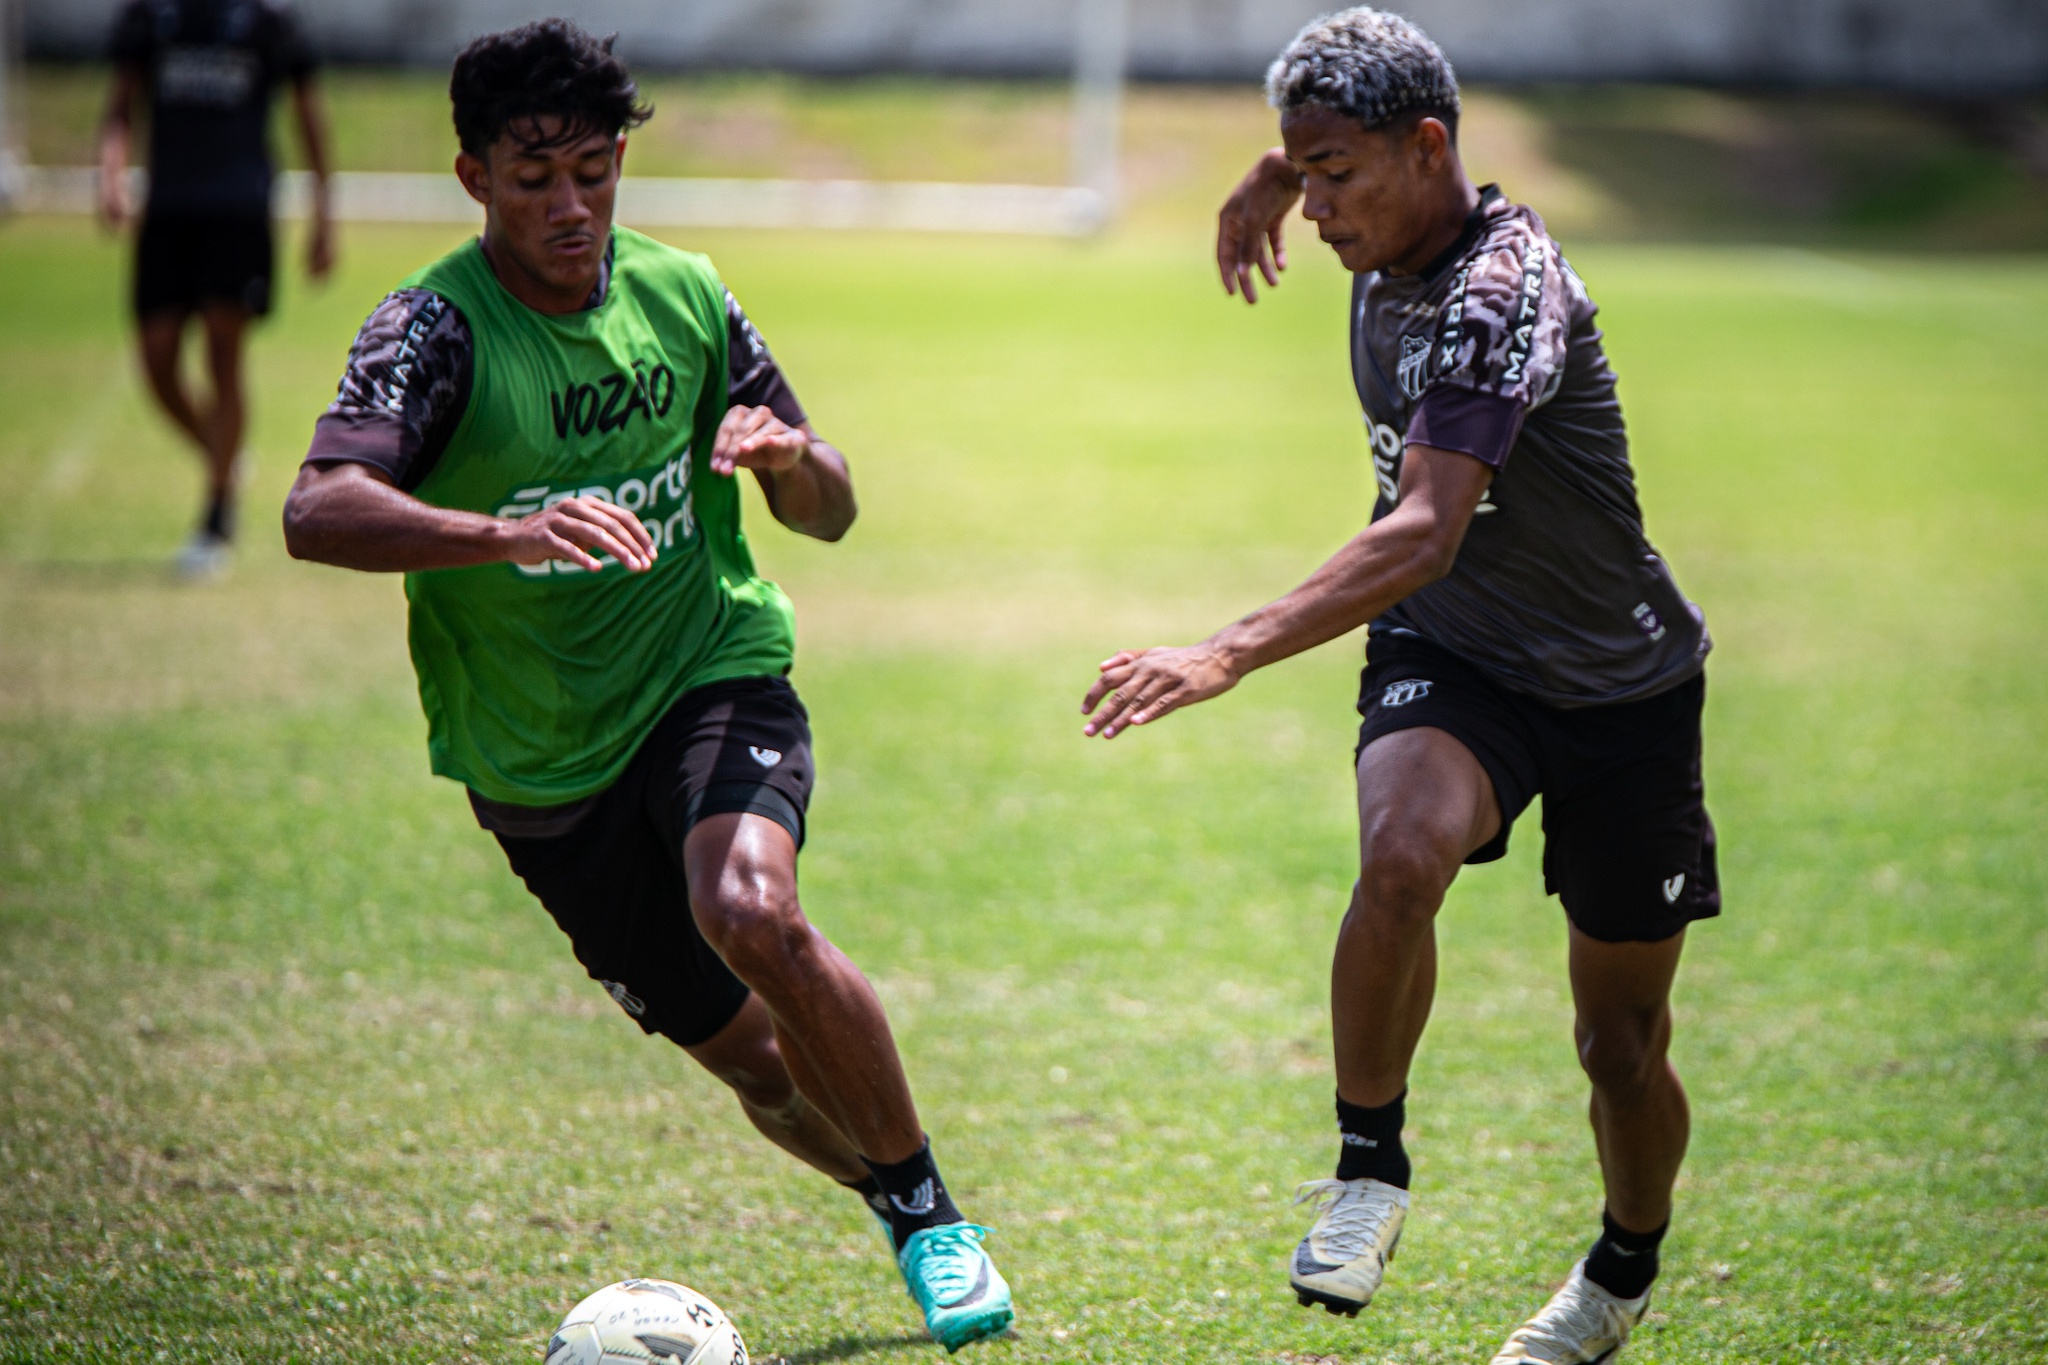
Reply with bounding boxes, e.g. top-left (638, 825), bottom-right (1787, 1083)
top-left (303, 289), bottom-right (473, 492)
top-left (725, 289), bottom-right (808, 429)
top-left (1411, 218), bottom-right (1571, 466)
